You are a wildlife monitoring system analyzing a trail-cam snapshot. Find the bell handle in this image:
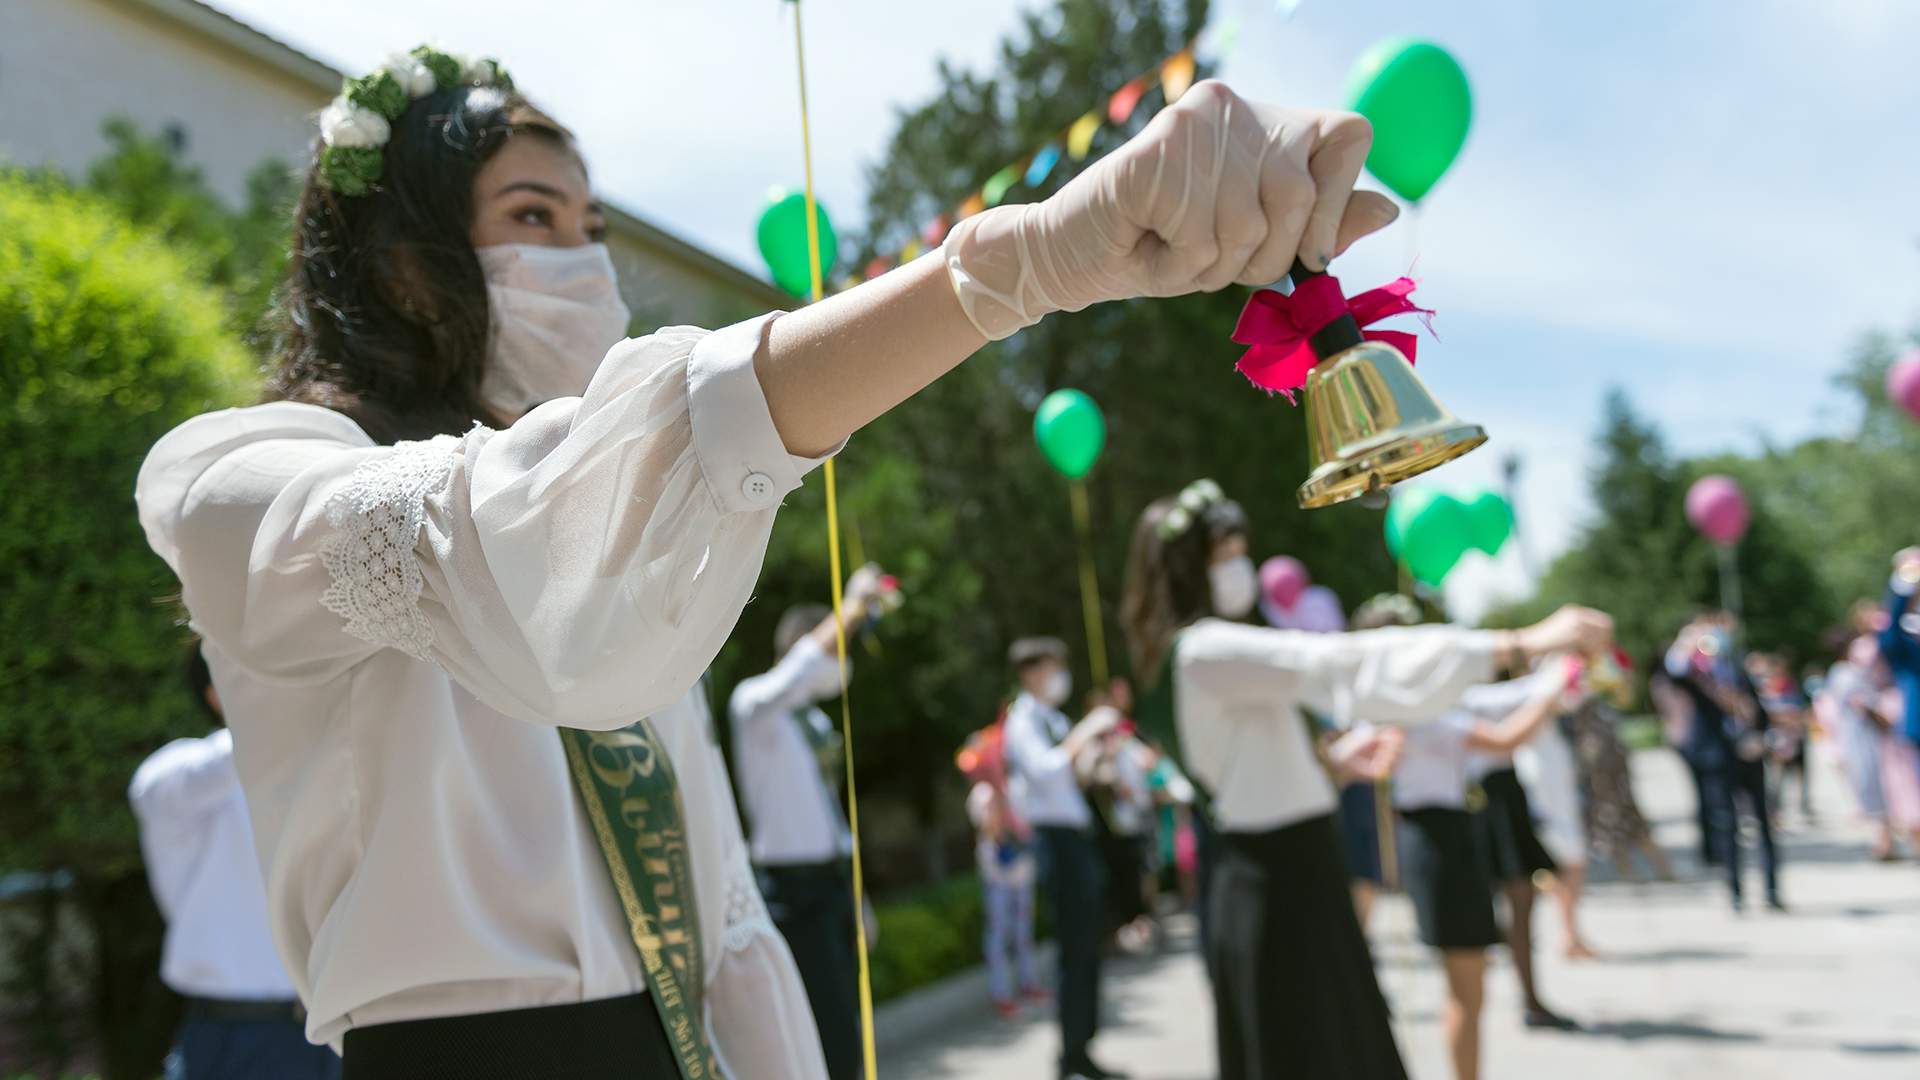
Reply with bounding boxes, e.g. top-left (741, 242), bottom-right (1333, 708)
top-left (1287, 258), bottom-right (1363, 359)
